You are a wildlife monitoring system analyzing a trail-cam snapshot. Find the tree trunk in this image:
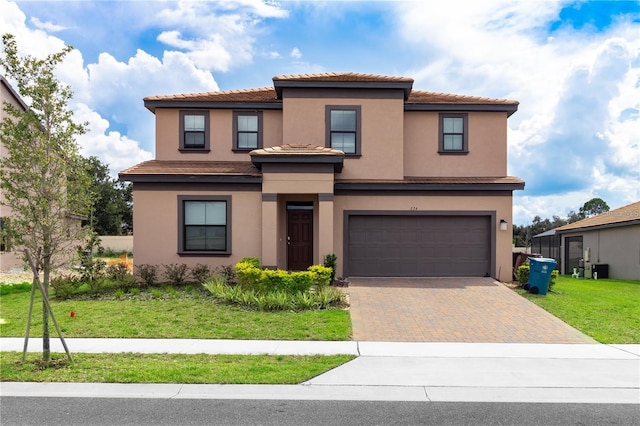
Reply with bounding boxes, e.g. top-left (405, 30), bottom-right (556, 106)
top-left (42, 259), bottom-right (50, 362)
